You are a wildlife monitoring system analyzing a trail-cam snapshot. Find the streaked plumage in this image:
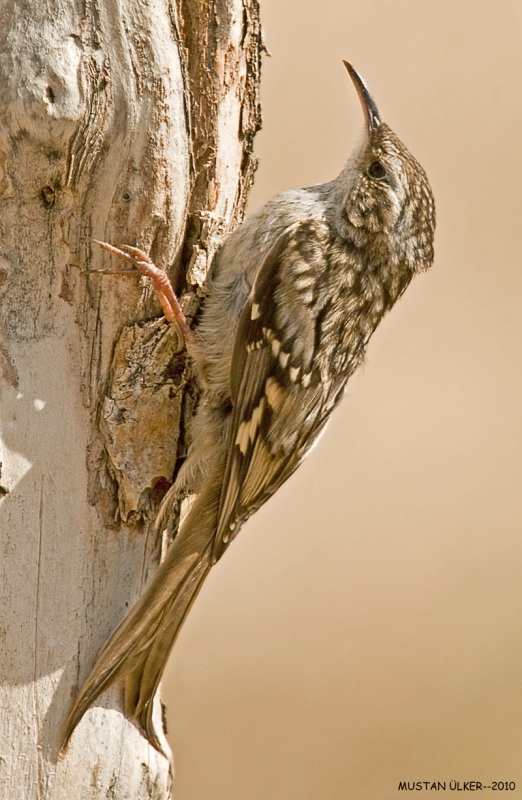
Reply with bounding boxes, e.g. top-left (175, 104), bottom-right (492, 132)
top-left (60, 63), bottom-right (435, 756)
